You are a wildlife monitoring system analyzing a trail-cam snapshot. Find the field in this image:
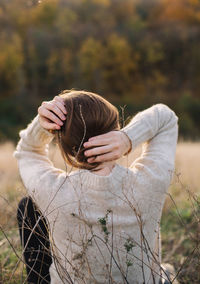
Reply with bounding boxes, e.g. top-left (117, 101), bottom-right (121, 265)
top-left (0, 141), bottom-right (199, 283)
